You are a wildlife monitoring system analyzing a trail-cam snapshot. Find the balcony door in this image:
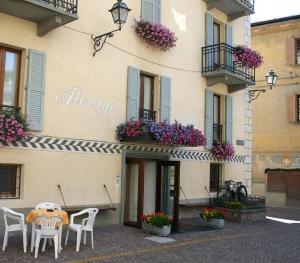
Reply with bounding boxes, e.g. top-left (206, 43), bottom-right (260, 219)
top-left (140, 74), bottom-right (155, 120)
top-left (213, 22), bottom-right (220, 67)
